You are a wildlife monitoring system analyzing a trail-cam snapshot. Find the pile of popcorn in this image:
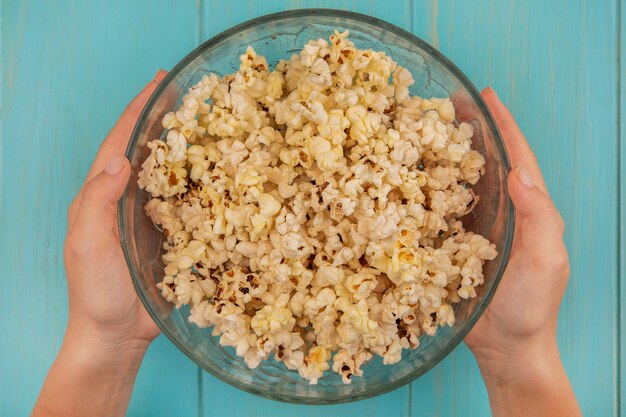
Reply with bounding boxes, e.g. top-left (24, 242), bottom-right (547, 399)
top-left (138, 31), bottom-right (497, 384)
